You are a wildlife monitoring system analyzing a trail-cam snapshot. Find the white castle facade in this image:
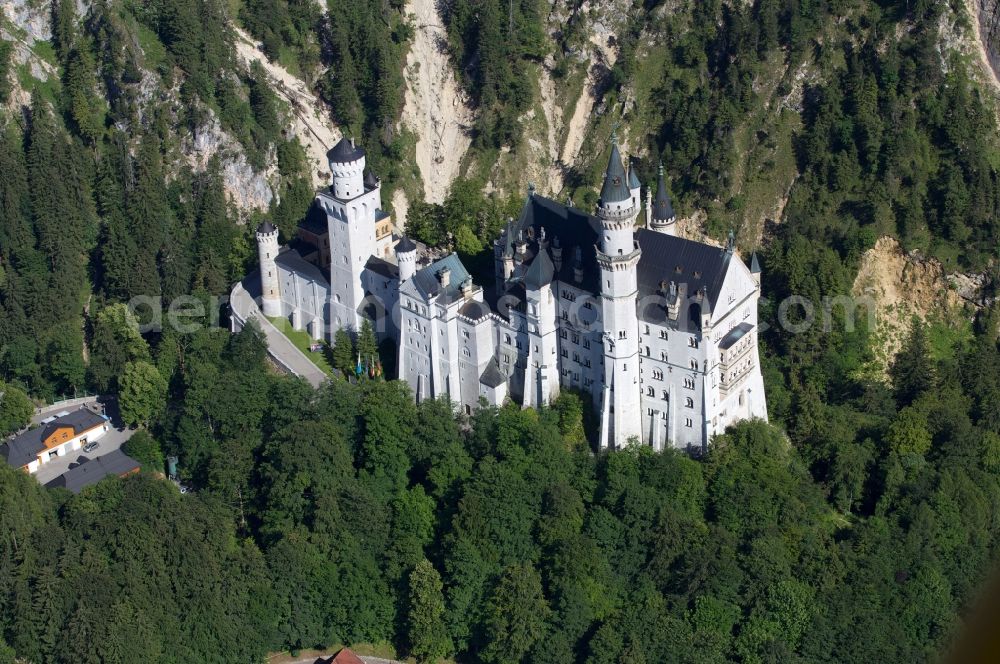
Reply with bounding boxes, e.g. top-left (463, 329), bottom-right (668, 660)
top-left (245, 135), bottom-right (767, 452)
